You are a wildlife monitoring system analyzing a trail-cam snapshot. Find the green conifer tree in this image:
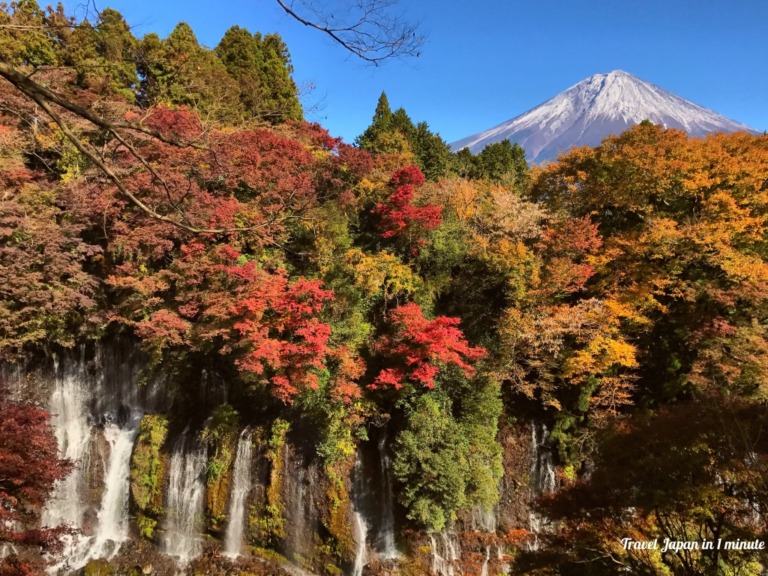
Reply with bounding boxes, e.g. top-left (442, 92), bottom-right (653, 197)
top-left (391, 106), bottom-right (416, 141)
top-left (358, 93), bottom-right (453, 180)
top-left (475, 139), bottom-right (528, 184)
top-left (0, 0), bottom-right (57, 66)
top-left (257, 33), bottom-right (303, 122)
top-left (138, 23), bottom-right (242, 121)
top-left (355, 91), bottom-right (393, 149)
top-left (216, 26), bottom-right (263, 116)
top-left (412, 120), bottom-right (453, 181)
top-left (93, 8), bottom-right (139, 100)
